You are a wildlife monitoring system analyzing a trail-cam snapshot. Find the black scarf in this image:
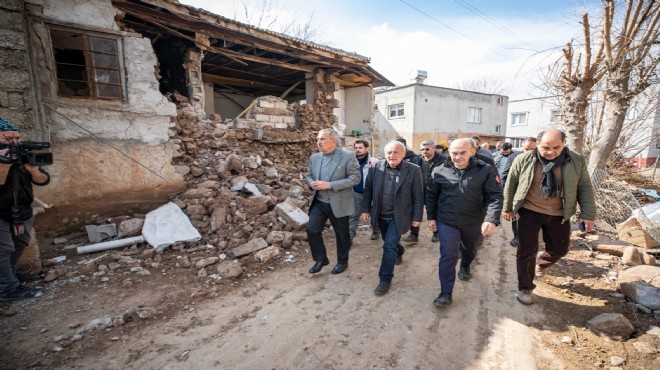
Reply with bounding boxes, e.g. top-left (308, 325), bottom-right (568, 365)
top-left (535, 148), bottom-right (567, 199)
top-left (356, 153), bottom-right (369, 165)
